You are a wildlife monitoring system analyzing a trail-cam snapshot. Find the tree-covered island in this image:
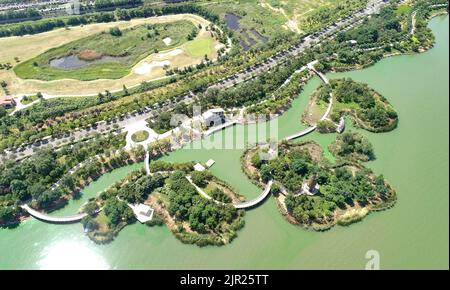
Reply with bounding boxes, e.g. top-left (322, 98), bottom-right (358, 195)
top-left (304, 78), bottom-right (399, 133)
top-left (83, 161), bottom-right (245, 246)
top-left (242, 140), bottom-right (396, 231)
